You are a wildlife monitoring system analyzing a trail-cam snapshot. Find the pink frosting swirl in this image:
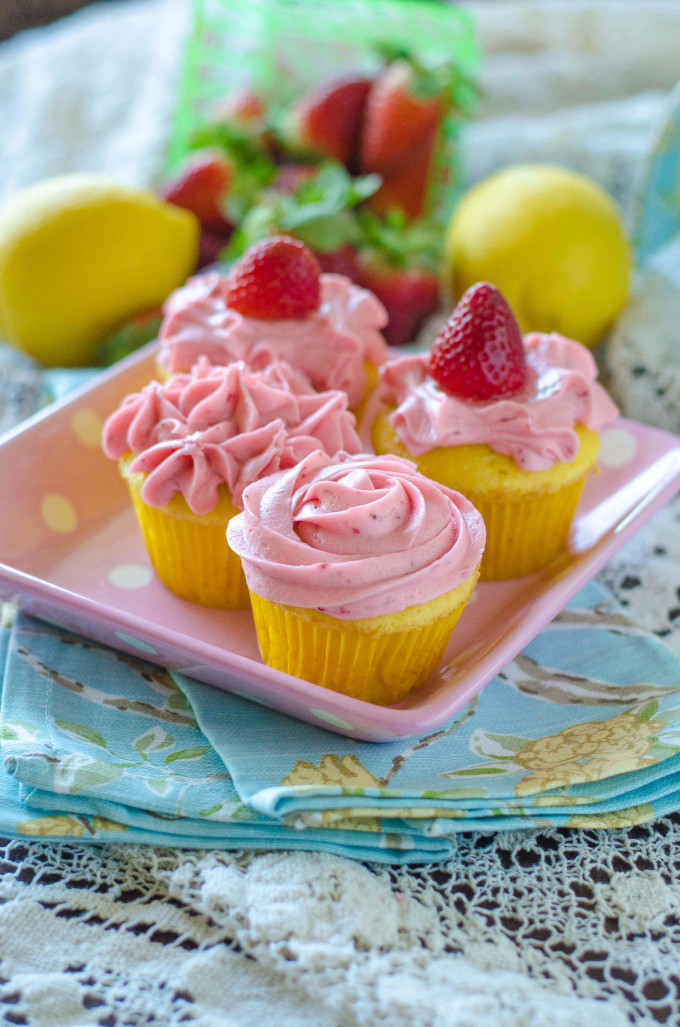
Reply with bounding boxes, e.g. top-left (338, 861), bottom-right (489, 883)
top-left (227, 451), bottom-right (485, 619)
top-left (378, 332), bottom-right (619, 471)
top-left (102, 358), bottom-right (362, 513)
top-left (156, 271), bottom-right (389, 408)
